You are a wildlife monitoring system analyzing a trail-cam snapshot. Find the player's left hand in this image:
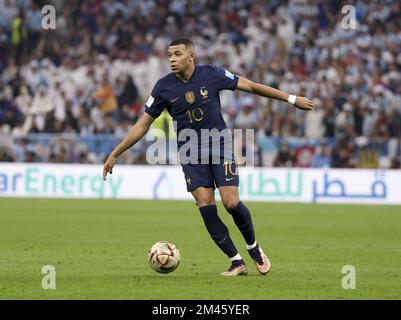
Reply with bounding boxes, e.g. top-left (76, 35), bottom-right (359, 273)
top-left (294, 97), bottom-right (314, 111)
top-left (103, 155), bottom-right (116, 181)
